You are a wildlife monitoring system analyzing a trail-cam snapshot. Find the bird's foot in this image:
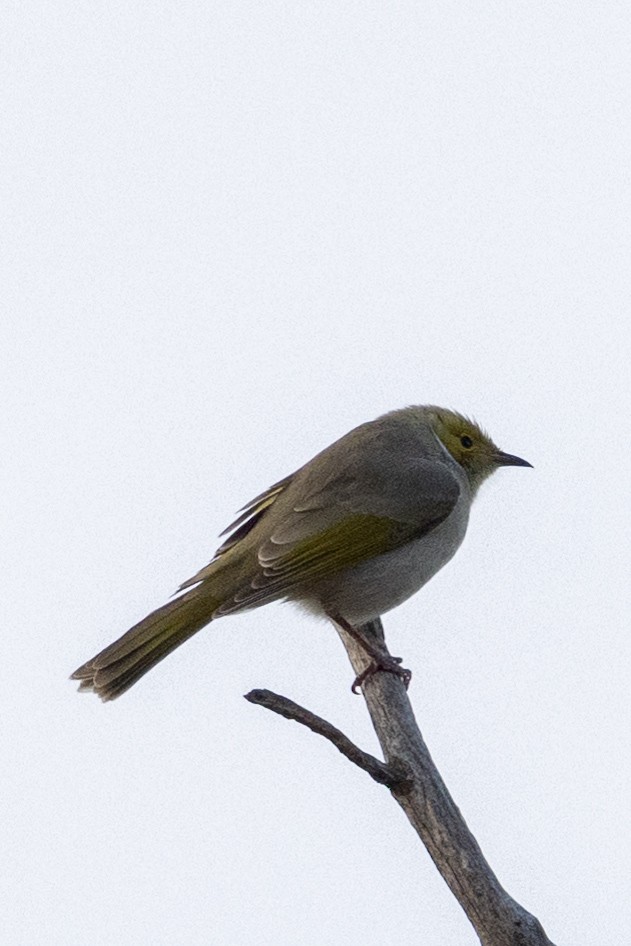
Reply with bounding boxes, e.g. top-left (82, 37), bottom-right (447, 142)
top-left (351, 655), bottom-right (412, 693)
